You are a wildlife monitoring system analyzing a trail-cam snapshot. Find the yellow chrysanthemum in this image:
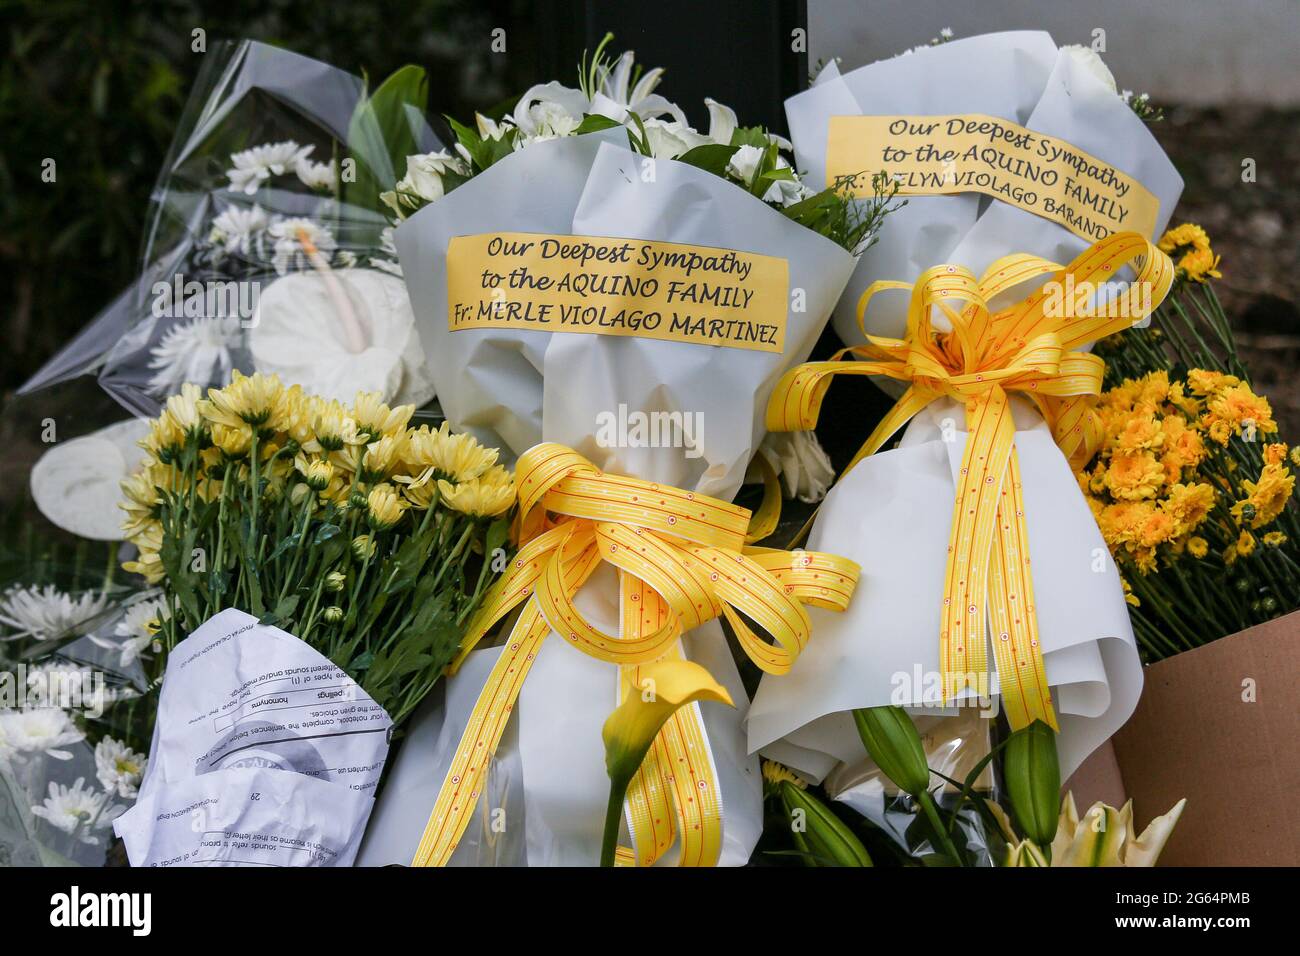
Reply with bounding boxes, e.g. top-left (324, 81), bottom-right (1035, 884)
top-left (352, 391), bottom-right (414, 441)
top-left (1161, 482), bottom-right (1216, 533)
top-left (1114, 411), bottom-right (1165, 454)
top-left (210, 422), bottom-right (253, 458)
top-left (360, 433), bottom-right (409, 481)
top-left (404, 422), bottom-right (498, 483)
top-left (1231, 463), bottom-right (1295, 528)
top-left (1263, 531), bottom-right (1287, 548)
top-left (1121, 578), bottom-right (1140, 607)
top-left (1186, 368), bottom-right (1240, 396)
top-left (1236, 530), bottom-right (1256, 558)
top-left (1204, 383), bottom-right (1278, 441)
top-left (1104, 453), bottom-right (1165, 500)
top-left (437, 467), bottom-right (516, 518)
top-left (366, 484), bottom-right (409, 531)
top-left (295, 454), bottom-right (335, 491)
top-left (1158, 223), bottom-right (1211, 254)
top-left (1187, 536), bottom-right (1208, 558)
top-left (1263, 443), bottom-right (1288, 466)
top-left (118, 463), bottom-right (180, 538)
top-left (200, 371), bottom-right (287, 429)
top-left (123, 522), bottom-right (165, 583)
top-left (311, 398), bottom-right (362, 452)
